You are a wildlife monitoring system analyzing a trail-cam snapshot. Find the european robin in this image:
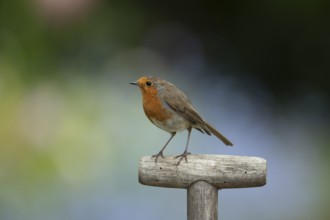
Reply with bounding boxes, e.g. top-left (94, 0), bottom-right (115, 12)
top-left (130, 76), bottom-right (233, 165)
